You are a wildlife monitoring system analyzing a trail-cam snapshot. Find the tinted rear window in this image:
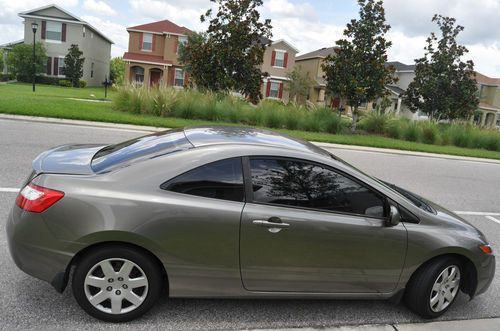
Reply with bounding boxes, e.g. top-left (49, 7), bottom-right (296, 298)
top-left (91, 129), bottom-right (192, 172)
